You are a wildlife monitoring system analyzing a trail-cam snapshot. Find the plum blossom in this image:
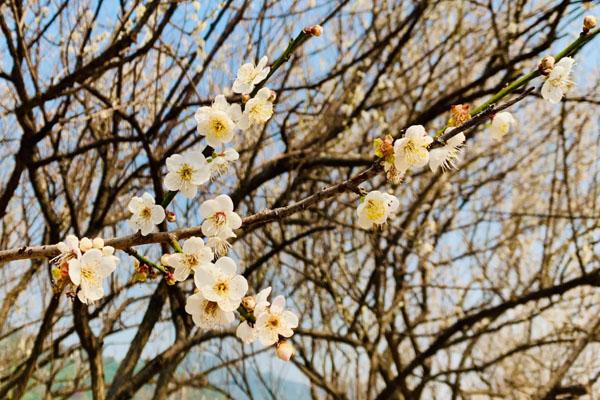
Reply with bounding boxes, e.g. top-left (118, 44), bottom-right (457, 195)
top-left (489, 112), bottom-right (516, 140)
top-left (255, 295), bottom-right (299, 346)
top-left (238, 87), bottom-right (275, 129)
top-left (168, 236), bottom-right (213, 282)
top-left (393, 125), bottom-right (433, 173)
top-left (128, 193), bottom-right (165, 236)
top-left (356, 191), bottom-right (399, 230)
top-left (541, 57), bottom-right (574, 104)
top-left (235, 287), bottom-right (272, 344)
top-left (429, 131), bottom-right (466, 172)
top-left (209, 148), bottom-right (239, 178)
top-left (194, 256), bottom-right (248, 312)
top-left (185, 291), bottom-right (235, 329)
top-left (195, 95), bottom-right (243, 147)
top-left (68, 249), bottom-right (117, 304)
top-left (232, 56), bottom-right (270, 95)
top-left (206, 235), bottom-right (232, 257)
top-left (164, 151), bottom-right (210, 198)
top-left (200, 194), bottom-right (242, 238)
